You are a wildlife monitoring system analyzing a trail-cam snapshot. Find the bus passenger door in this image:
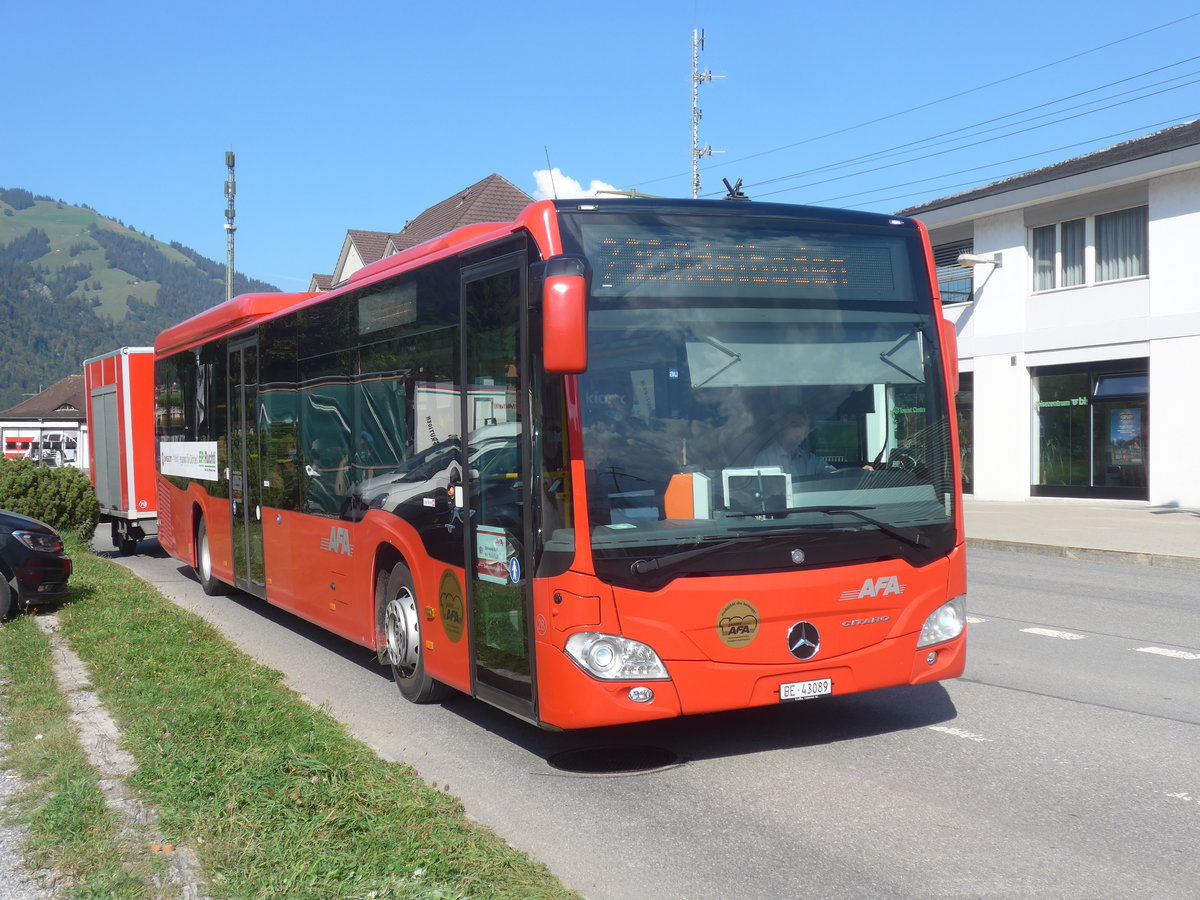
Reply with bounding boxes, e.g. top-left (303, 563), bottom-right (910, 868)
top-left (461, 258), bottom-right (534, 720)
top-left (228, 338), bottom-right (267, 598)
